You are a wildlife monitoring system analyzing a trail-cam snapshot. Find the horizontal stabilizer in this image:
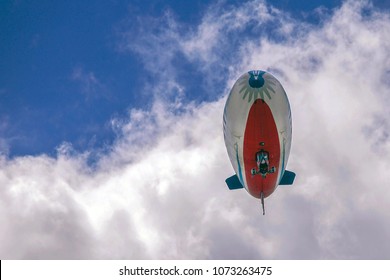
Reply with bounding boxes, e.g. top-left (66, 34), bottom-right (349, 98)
top-left (225, 174), bottom-right (244, 190)
top-left (279, 170), bottom-right (296, 185)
